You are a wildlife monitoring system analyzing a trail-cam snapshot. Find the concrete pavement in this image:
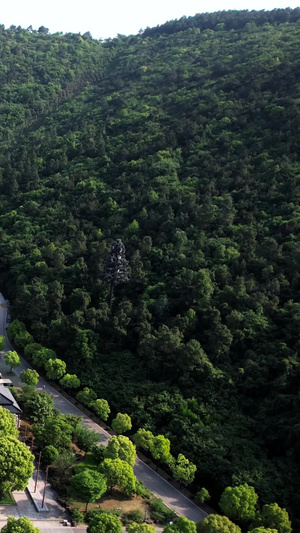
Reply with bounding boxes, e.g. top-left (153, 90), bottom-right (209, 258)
top-left (0, 520), bottom-right (86, 533)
